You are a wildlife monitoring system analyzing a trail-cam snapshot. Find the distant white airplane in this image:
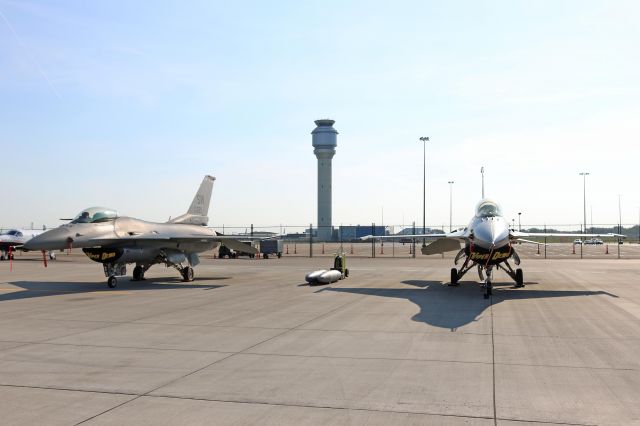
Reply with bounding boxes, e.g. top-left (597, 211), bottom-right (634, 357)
top-left (0, 228), bottom-right (56, 260)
